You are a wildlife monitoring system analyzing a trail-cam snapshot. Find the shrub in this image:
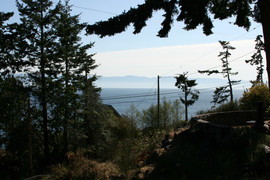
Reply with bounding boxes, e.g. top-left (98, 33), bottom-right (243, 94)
top-left (50, 152), bottom-right (121, 180)
top-left (240, 83), bottom-right (270, 110)
top-left (197, 100), bottom-right (240, 114)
